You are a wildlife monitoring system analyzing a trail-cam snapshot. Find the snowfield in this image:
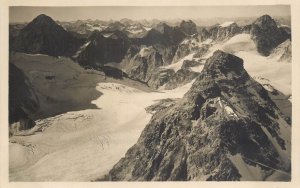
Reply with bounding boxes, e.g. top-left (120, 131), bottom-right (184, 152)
top-left (237, 51), bottom-right (291, 96)
top-left (9, 30), bottom-right (292, 181)
top-left (9, 80), bottom-right (194, 181)
top-left (204, 33), bottom-right (291, 97)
